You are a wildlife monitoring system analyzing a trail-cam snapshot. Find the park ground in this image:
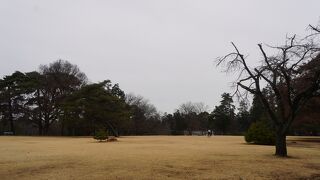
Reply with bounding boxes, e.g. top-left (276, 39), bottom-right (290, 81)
top-left (0, 136), bottom-right (319, 180)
